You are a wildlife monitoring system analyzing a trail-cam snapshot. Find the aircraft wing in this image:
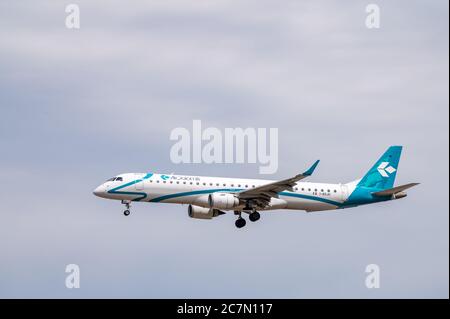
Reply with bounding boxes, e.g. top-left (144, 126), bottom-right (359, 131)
top-left (237, 160), bottom-right (320, 207)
